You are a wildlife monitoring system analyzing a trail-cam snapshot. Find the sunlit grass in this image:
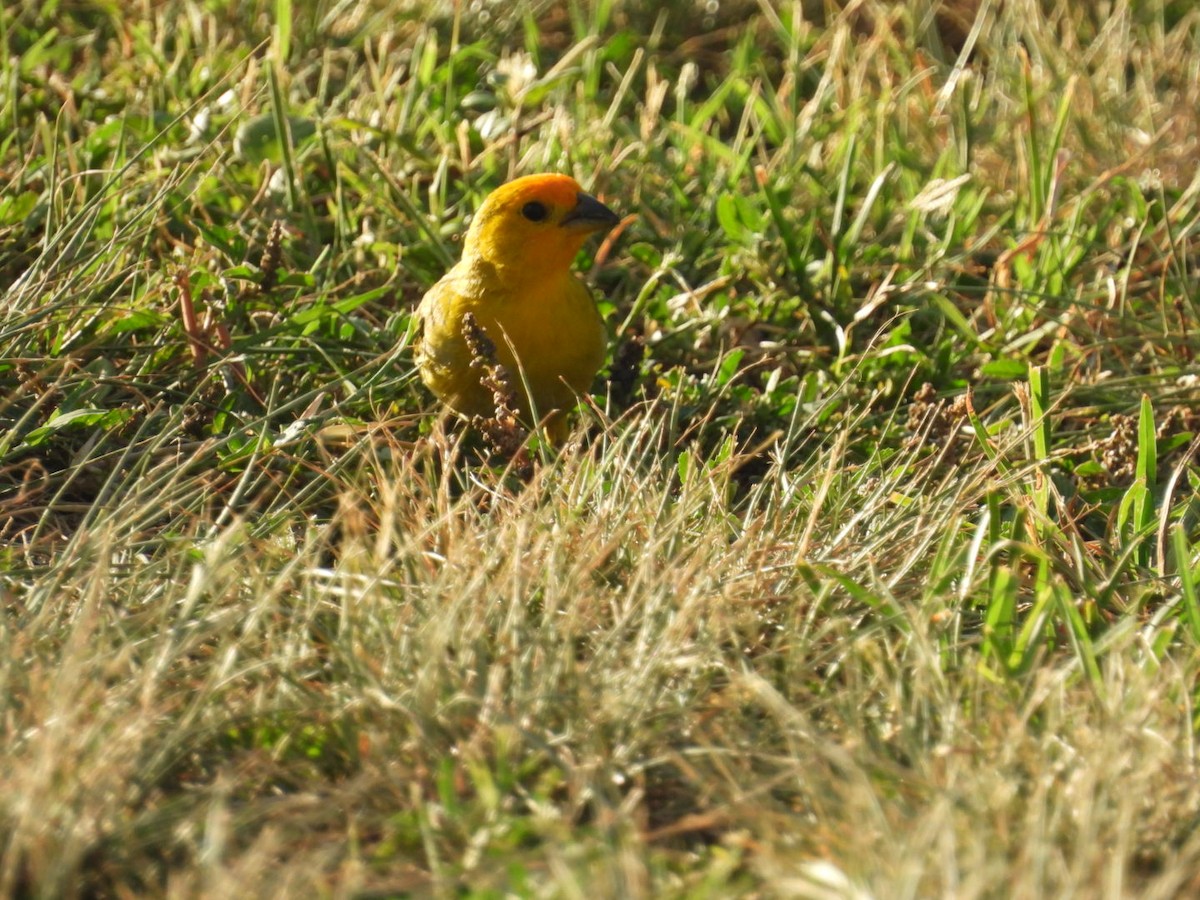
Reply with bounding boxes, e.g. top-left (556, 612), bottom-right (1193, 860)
top-left (2, 0), bottom-right (1199, 895)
